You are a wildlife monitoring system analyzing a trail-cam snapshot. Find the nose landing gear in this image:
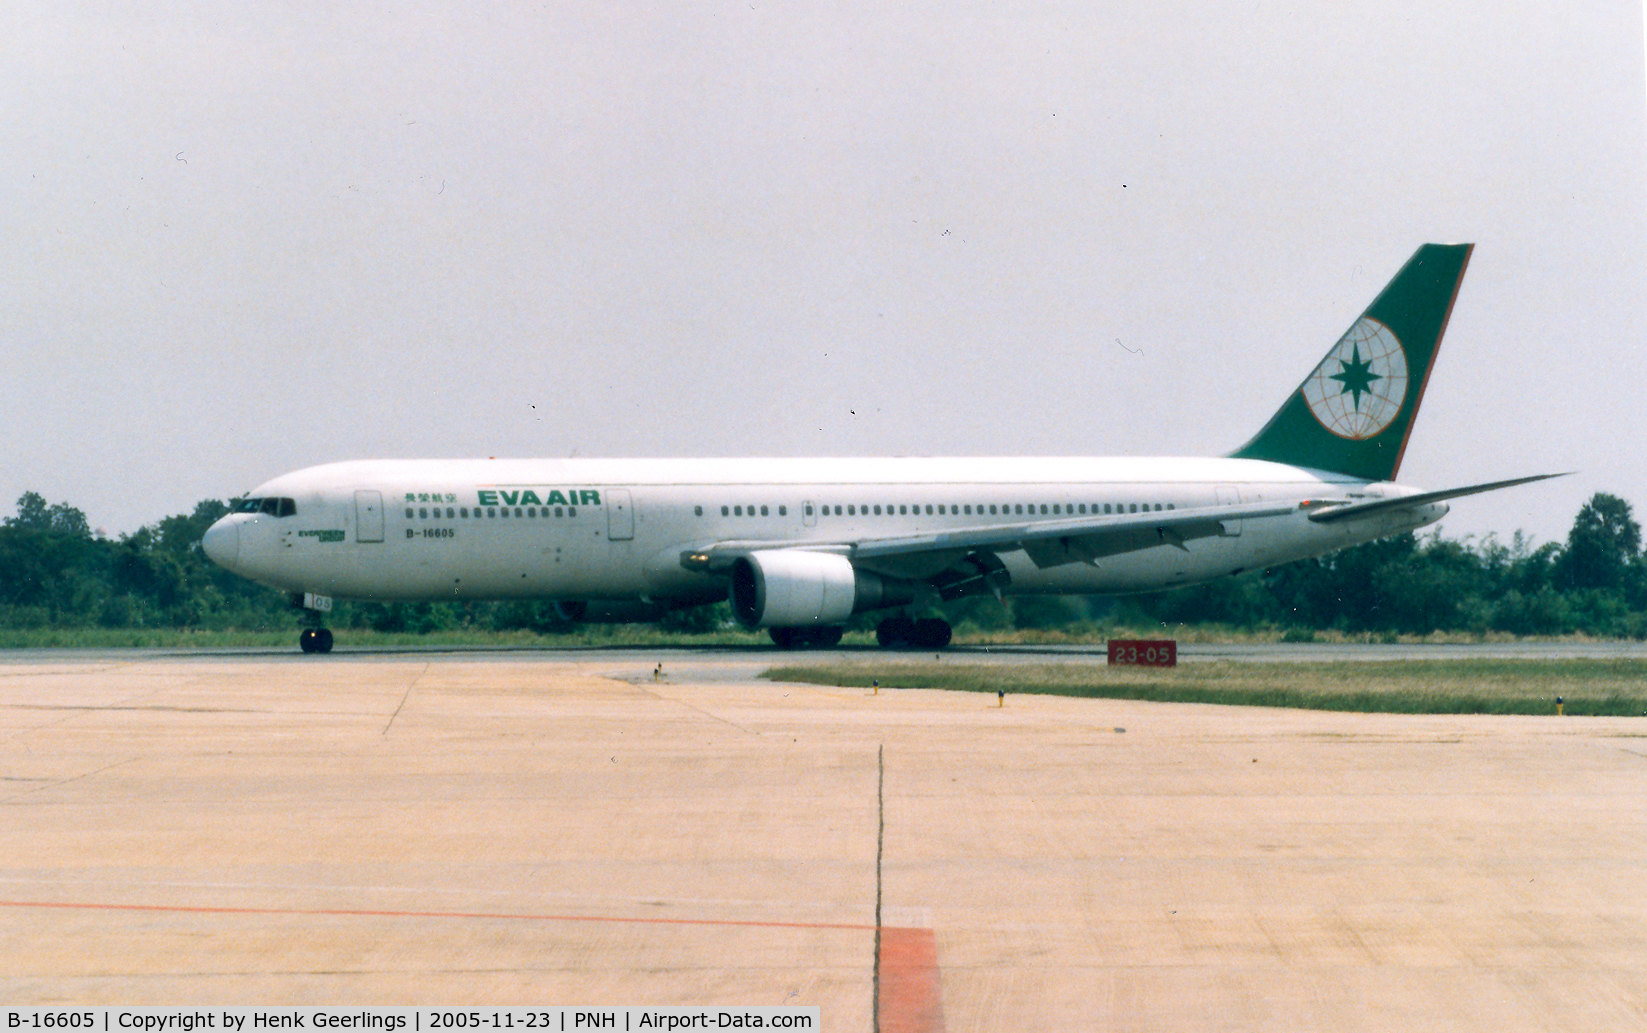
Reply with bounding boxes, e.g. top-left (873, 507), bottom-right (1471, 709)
top-left (292, 592), bottom-right (335, 654)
